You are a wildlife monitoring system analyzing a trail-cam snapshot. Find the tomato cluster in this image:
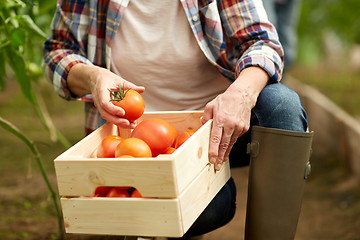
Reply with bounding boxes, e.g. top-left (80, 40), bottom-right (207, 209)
top-left (91, 126), bottom-right (197, 198)
top-left (92, 124), bottom-right (198, 198)
top-left (95, 119), bottom-right (197, 159)
top-left (92, 89), bottom-right (200, 199)
top-left (130, 118), bottom-right (178, 157)
top-left (97, 135), bottom-right (123, 158)
top-left (93, 186), bottom-right (142, 198)
top-left (106, 88), bottom-right (197, 156)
